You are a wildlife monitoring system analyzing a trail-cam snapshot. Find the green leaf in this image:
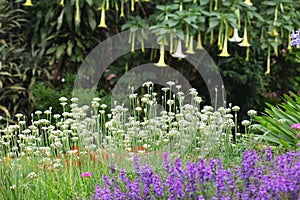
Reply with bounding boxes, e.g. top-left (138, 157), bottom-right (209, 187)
top-left (57, 10), bottom-right (64, 31)
top-left (88, 9), bottom-right (96, 31)
top-left (56, 44), bottom-right (66, 59)
top-left (163, 19), bottom-right (178, 27)
top-left (86, 0), bottom-right (93, 6)
top-left (45, 46), bottom-right (58, 55)
top-left (209, 19), bottom-right (219, 29)
top-left (261, 1), bottom-right (277, 6)
top-left (67, 40), bottom-right (74, 56)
